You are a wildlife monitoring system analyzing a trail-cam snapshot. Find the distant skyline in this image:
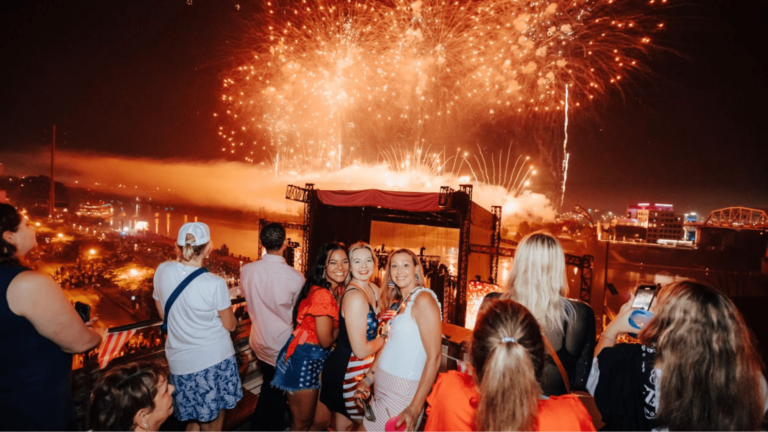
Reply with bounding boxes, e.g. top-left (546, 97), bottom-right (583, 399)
top-left (1, 0), bottom-right (766, 216)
